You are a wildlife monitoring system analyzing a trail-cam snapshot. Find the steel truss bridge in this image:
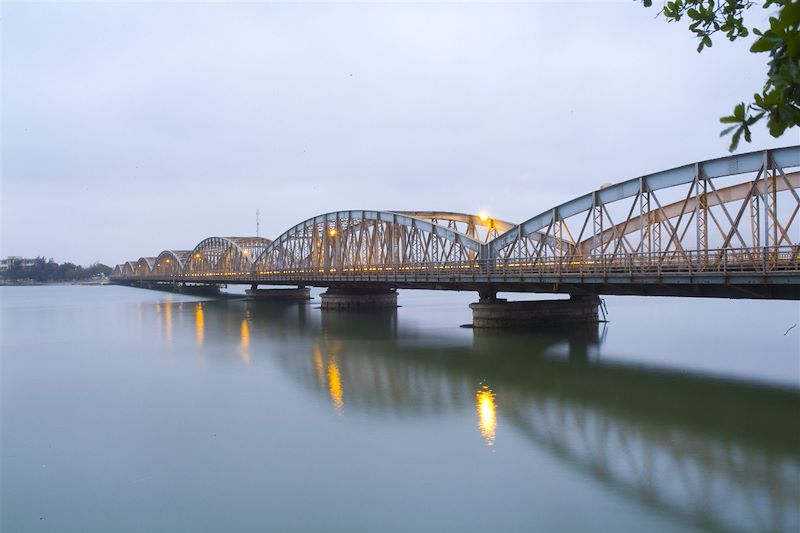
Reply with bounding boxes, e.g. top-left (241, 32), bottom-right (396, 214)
top-left (112, 146), bottom-right (800, 299)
